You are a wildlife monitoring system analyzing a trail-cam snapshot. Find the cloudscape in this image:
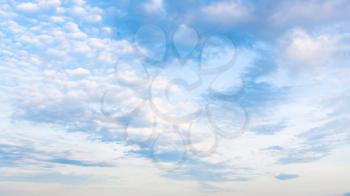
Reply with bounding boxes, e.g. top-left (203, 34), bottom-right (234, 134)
top-left (0, 0), bottom-right (350, 195)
